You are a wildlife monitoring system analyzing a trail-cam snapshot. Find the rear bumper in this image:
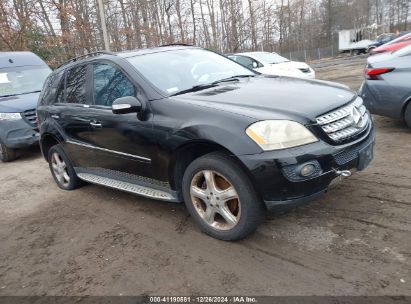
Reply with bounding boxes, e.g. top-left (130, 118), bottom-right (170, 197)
top-left (238, 123), bottom-right (375, 211)
top-left (0, 119), bottom-right (39, 148)
top-left (359, 80), bottom-right (404, 119)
